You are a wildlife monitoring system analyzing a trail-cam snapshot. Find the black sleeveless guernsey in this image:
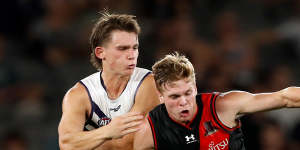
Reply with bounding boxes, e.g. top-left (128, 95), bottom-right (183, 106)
top-left (148, 93), bottom-right (245, 150)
